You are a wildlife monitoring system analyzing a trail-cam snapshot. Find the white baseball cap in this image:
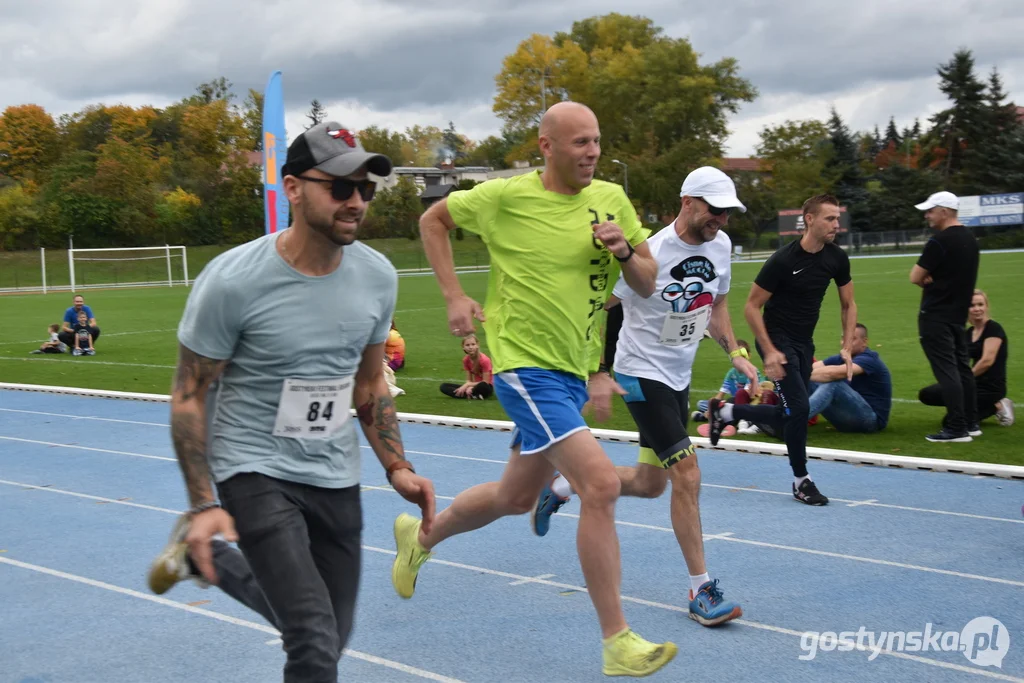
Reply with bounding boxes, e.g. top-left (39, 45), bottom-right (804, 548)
top-left (680, 166), bottom-right (747, 213)
top-left (914, 191), bottom-right (959, 211)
